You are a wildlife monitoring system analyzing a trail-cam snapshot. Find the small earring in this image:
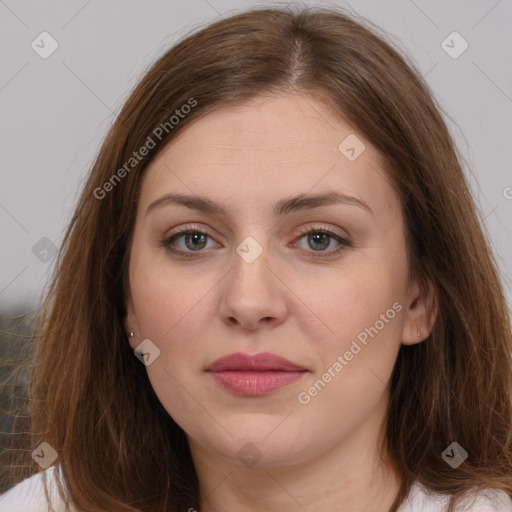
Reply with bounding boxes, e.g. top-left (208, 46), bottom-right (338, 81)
top-left (417, 330), bottom-right (421, 338)
top-left (129, 332), bottom-right (134, 337)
